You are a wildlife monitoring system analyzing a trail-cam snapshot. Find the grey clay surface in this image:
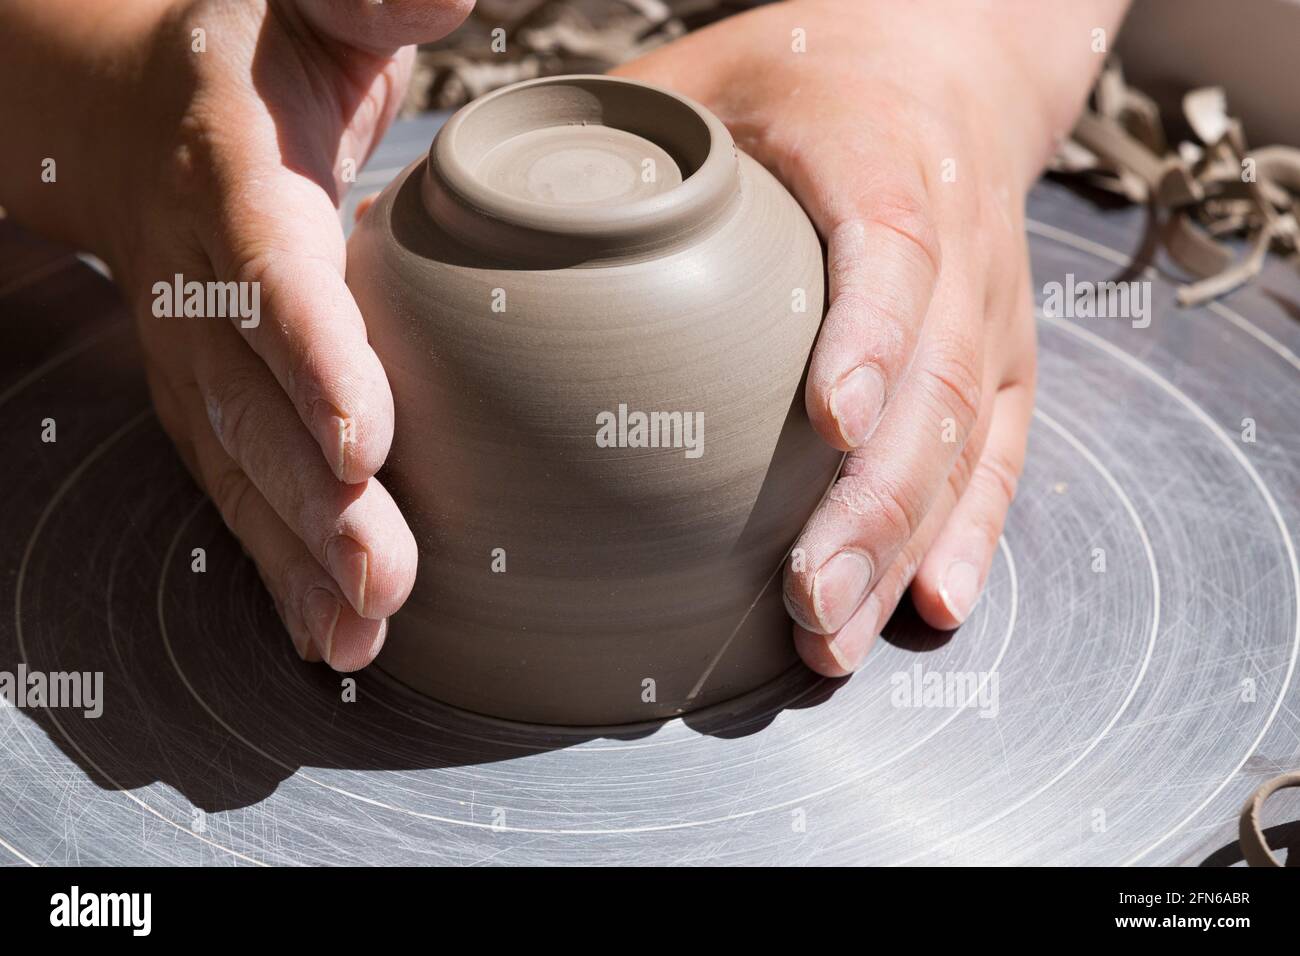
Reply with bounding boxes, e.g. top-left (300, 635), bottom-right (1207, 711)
top-left (346, 76), bottom-right (839, 725)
